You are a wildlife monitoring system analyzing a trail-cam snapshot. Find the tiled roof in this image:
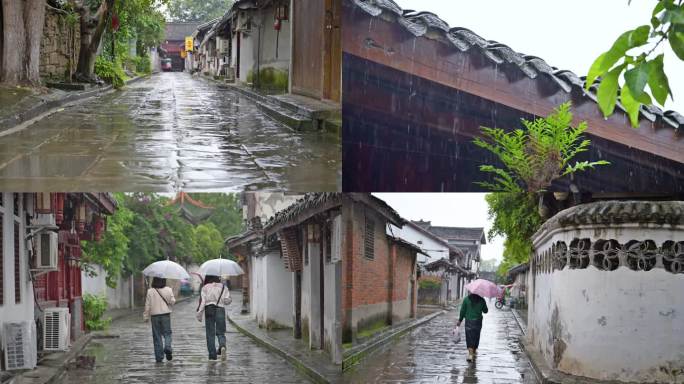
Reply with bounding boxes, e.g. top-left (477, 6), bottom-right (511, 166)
top-left (264, 193), bottom-right (405, 233)
top-left (424, 258), bottom-right (473, 276)
top-left (412, 221), bottom-right (486, 244)
top-left (534, 200), bottom-right (684, 239)
top-left (507, 263), bottom-right (529, 277)
top-left (165, 22), bottom-right (203, 41)
top-left (264, 193), bottom-right (341, 230)
top-left (350, 0), bottom-right (684, 132)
